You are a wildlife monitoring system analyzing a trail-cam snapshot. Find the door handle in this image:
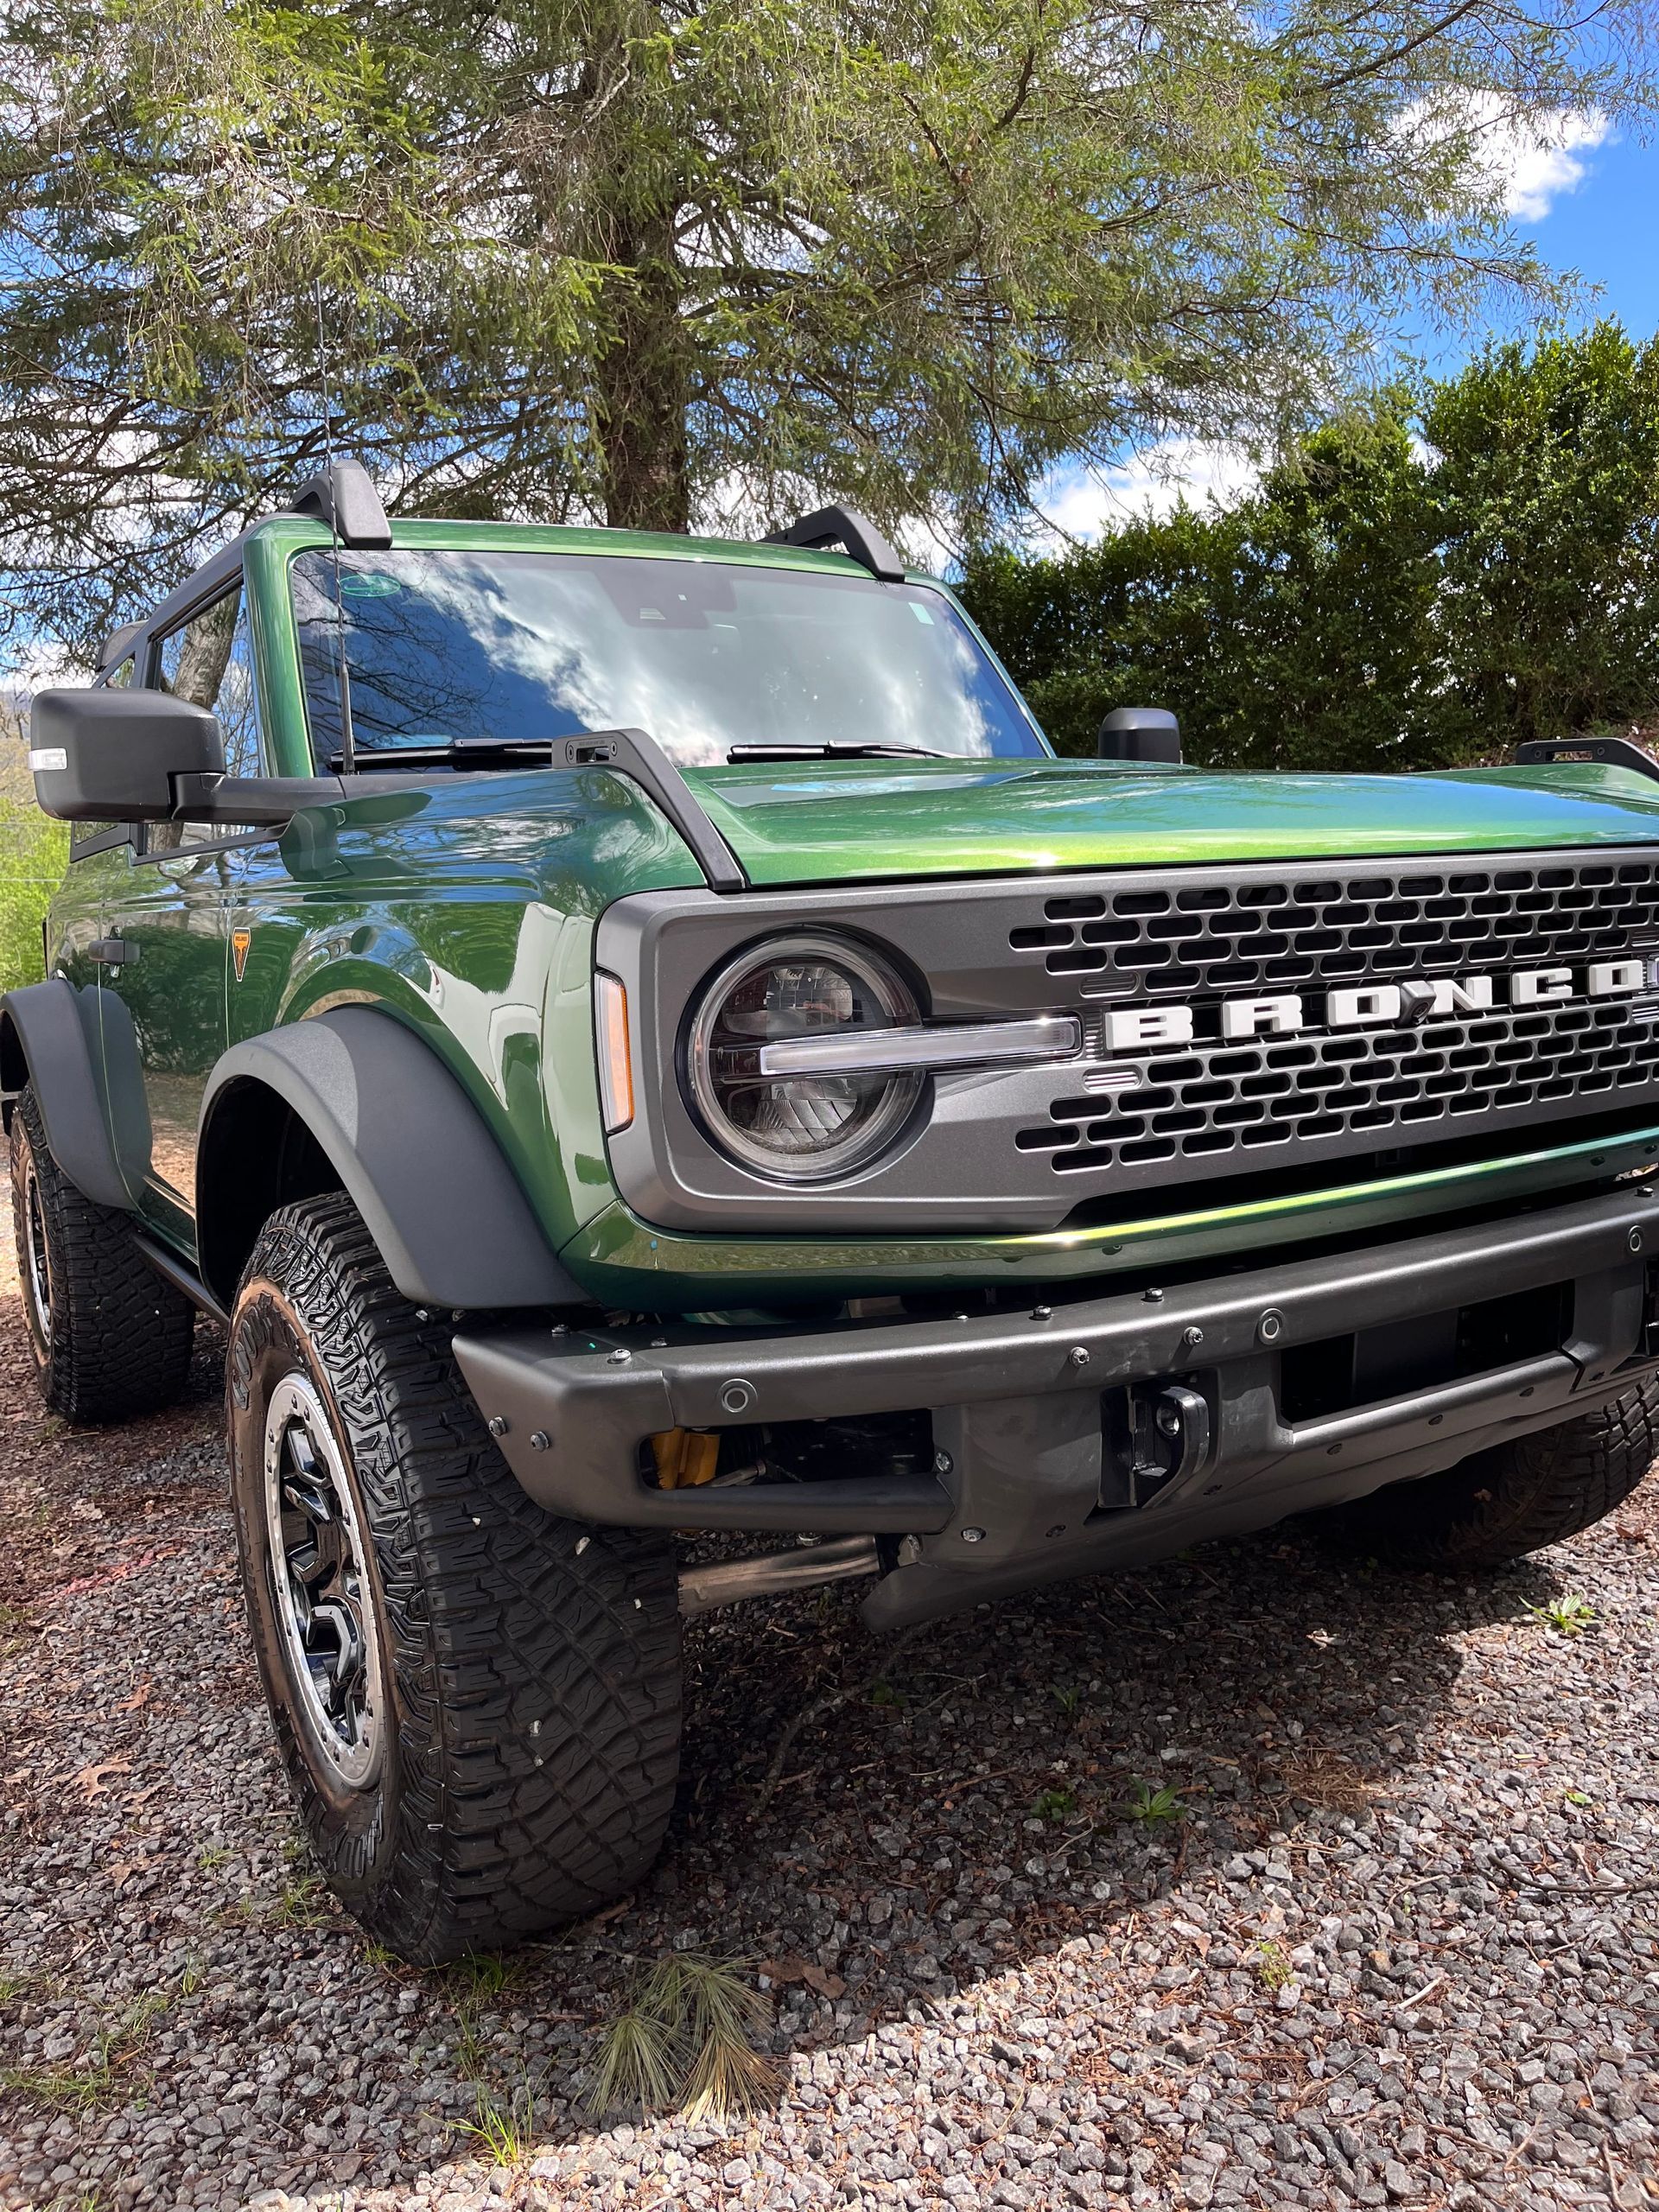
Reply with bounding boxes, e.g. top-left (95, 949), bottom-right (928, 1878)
top-left (89, 938), bottom-right (137, 966)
